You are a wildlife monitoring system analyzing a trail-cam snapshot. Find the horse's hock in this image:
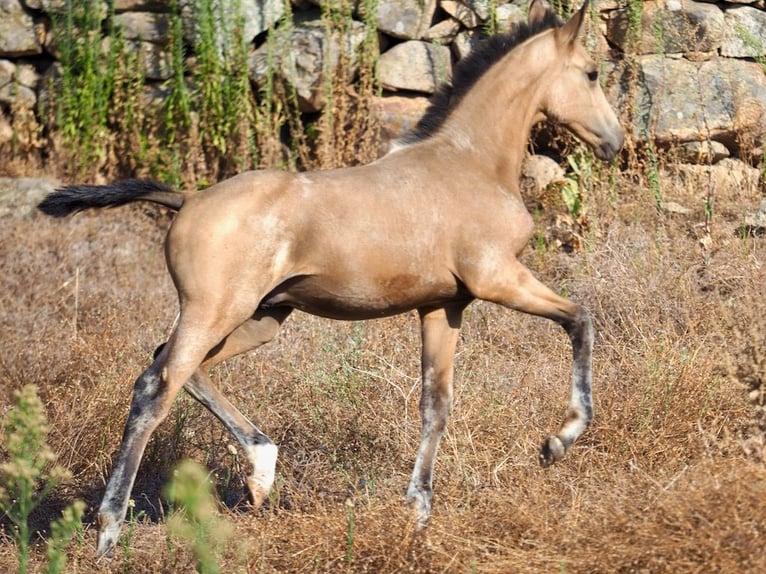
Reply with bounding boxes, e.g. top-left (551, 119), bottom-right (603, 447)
top-left (0, 0), bottom-right (765, 160)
